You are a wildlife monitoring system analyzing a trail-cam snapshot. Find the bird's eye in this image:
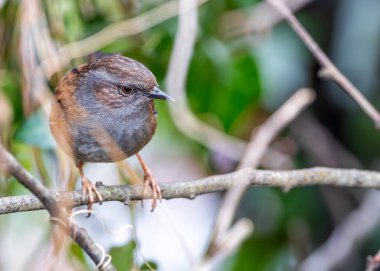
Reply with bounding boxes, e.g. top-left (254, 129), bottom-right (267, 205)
top-left (119, 86), bottom-right (133, 95)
